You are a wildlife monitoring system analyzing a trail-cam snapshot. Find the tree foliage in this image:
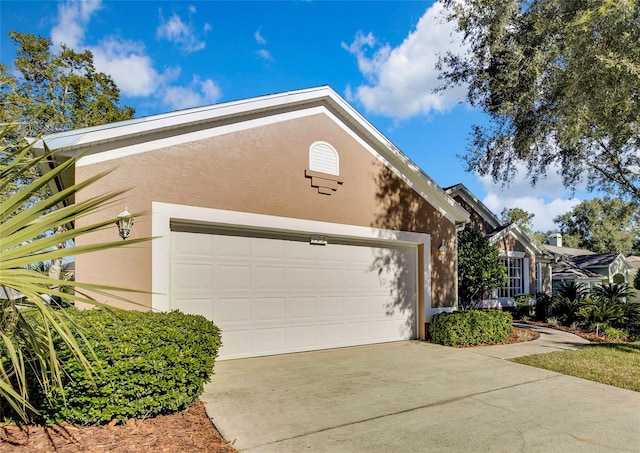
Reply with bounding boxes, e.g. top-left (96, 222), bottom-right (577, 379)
top-left (438, 0), bottom-right (640, 202)
top-left (553, 197), bottom-right (640, 254)
top-left (500, 207), bottom-right (534, 237)
top-left (1, 32), bottom-right (134, 139)
top-left (457, 228), bottom-right (507, 309)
